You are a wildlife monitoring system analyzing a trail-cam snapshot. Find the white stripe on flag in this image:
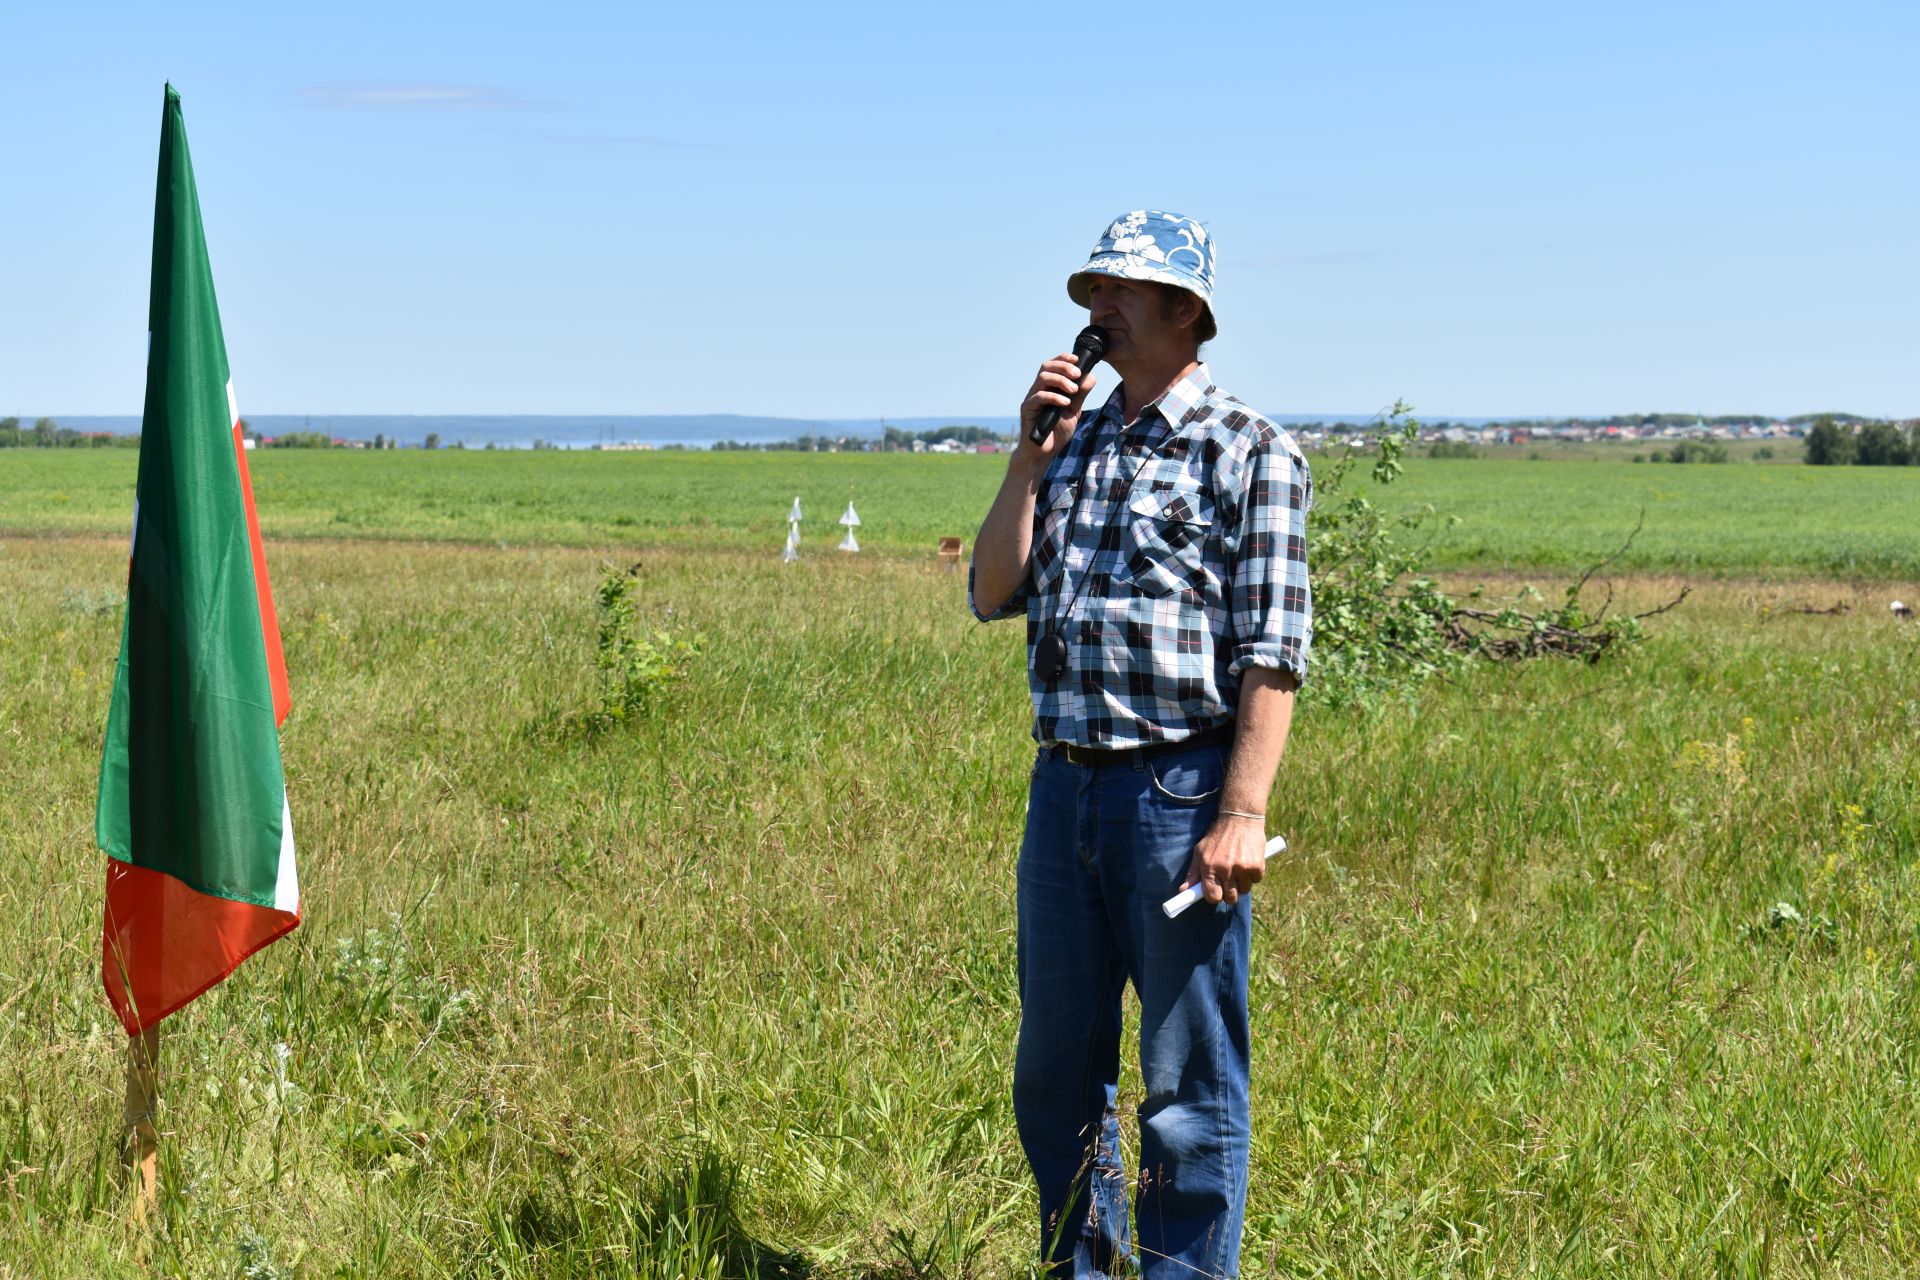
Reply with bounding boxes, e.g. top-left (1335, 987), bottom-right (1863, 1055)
top-left (226, 379), bottom-right (240, 431)
top-left (274, 791), bottom-right (300, 914)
